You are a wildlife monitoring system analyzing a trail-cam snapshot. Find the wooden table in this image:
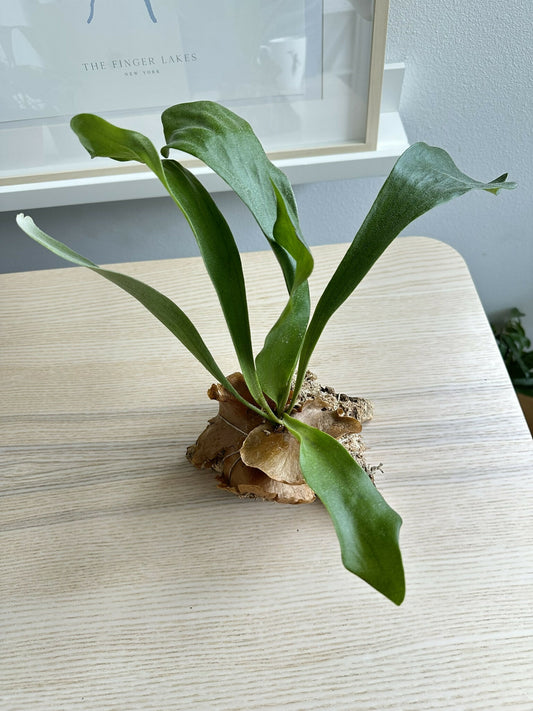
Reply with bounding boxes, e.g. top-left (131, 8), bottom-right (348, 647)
top-left (2, 238), bottom-right (532, 710)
